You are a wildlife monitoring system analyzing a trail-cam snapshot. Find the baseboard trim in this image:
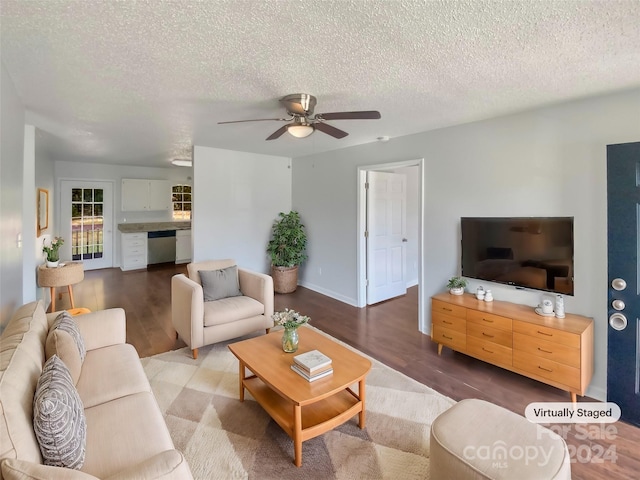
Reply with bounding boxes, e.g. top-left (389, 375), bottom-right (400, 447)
top-left (297, 282), bottom-right (358, 307)
top-left (585, 384), bottom-right (606, 402)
